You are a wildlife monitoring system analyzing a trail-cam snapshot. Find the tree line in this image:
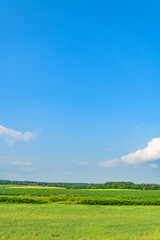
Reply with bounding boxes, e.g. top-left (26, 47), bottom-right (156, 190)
top-left (1, 180), bottom-right (160, 190)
